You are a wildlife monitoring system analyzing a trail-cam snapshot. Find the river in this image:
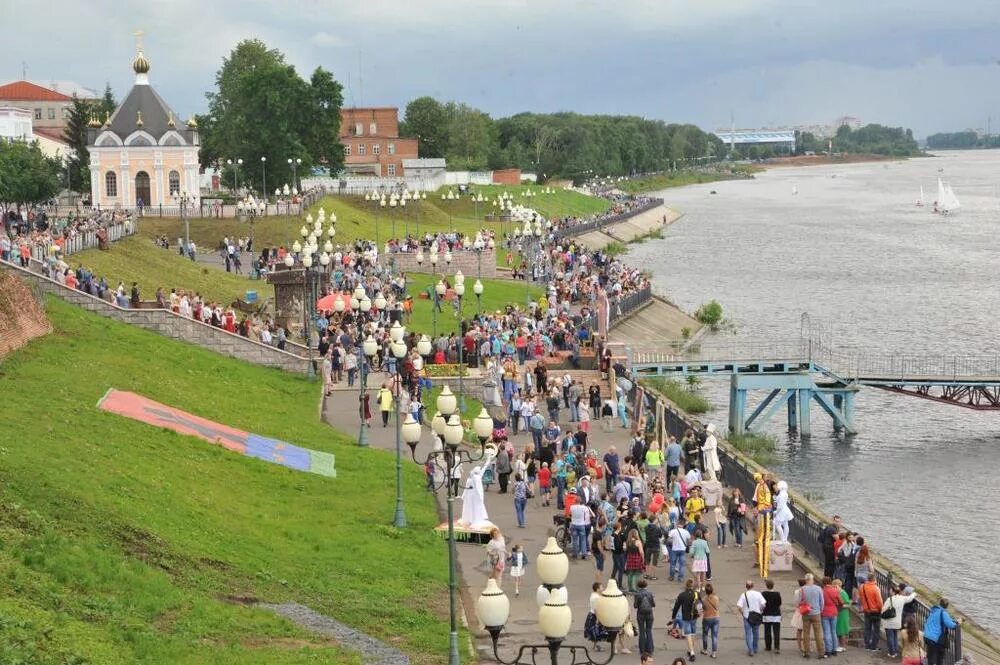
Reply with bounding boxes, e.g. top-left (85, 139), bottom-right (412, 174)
top-left (629, 150), bottom-right (1000, 635)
